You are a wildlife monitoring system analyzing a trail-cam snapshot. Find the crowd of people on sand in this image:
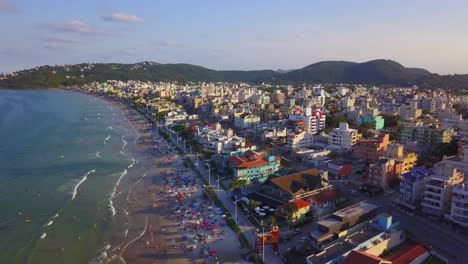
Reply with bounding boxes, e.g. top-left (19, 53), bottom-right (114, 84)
top-left (115, 105), bottom-right (236, 264)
